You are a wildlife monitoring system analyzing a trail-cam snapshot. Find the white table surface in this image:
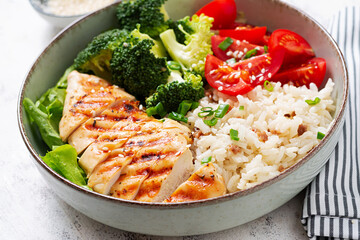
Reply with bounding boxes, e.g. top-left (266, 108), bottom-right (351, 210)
top-left (0, 0), bottom-right (356, 239)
